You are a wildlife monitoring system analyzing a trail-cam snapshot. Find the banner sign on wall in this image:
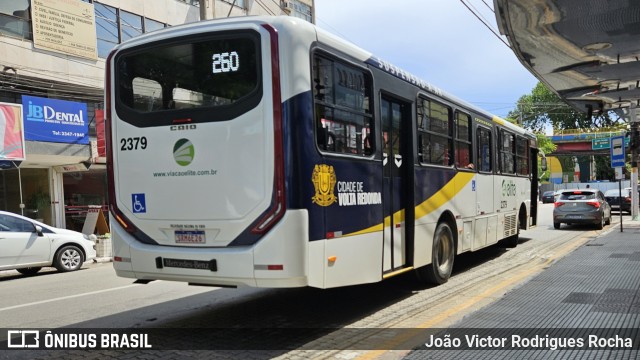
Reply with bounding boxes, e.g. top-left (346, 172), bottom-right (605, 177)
top-left (22, 95), bottom-right (89, 145)
top-left (0, 102), bottom-right (26, 161)
top-left (95, 109), bottom-right (105, 157)
top-left (31, 0), bottom-right (98, 60)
